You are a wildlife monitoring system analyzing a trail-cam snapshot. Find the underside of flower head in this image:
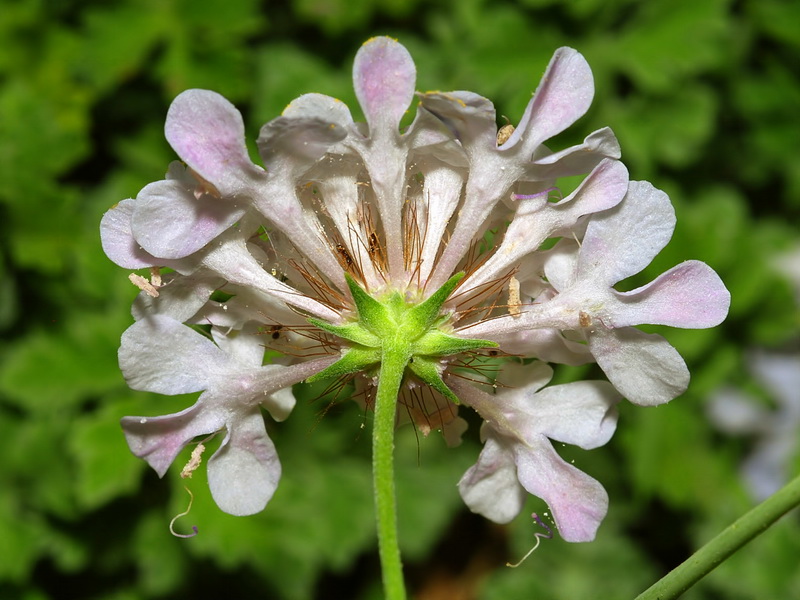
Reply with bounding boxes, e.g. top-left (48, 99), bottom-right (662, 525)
top-left (102, 36), bottom-right (730, 541)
